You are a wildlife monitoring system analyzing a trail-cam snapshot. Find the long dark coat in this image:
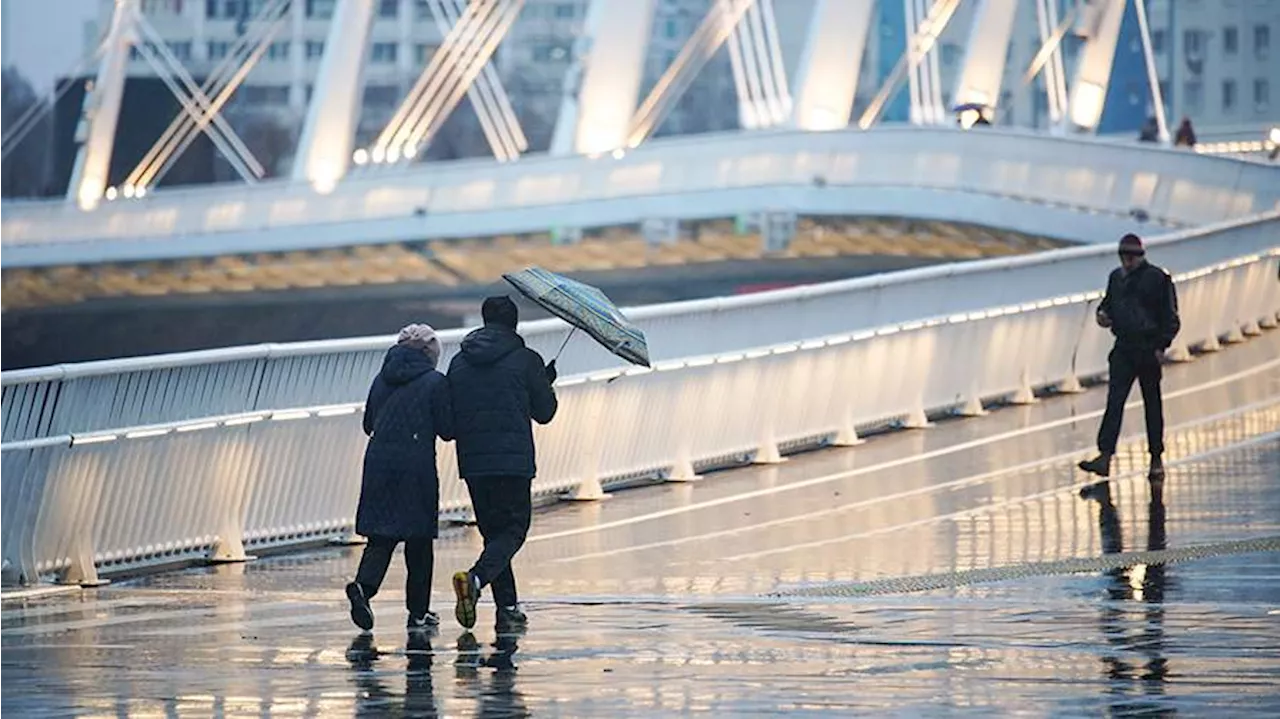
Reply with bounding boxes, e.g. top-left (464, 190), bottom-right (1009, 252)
top-left (355, 344), bottom-right (454, 539)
